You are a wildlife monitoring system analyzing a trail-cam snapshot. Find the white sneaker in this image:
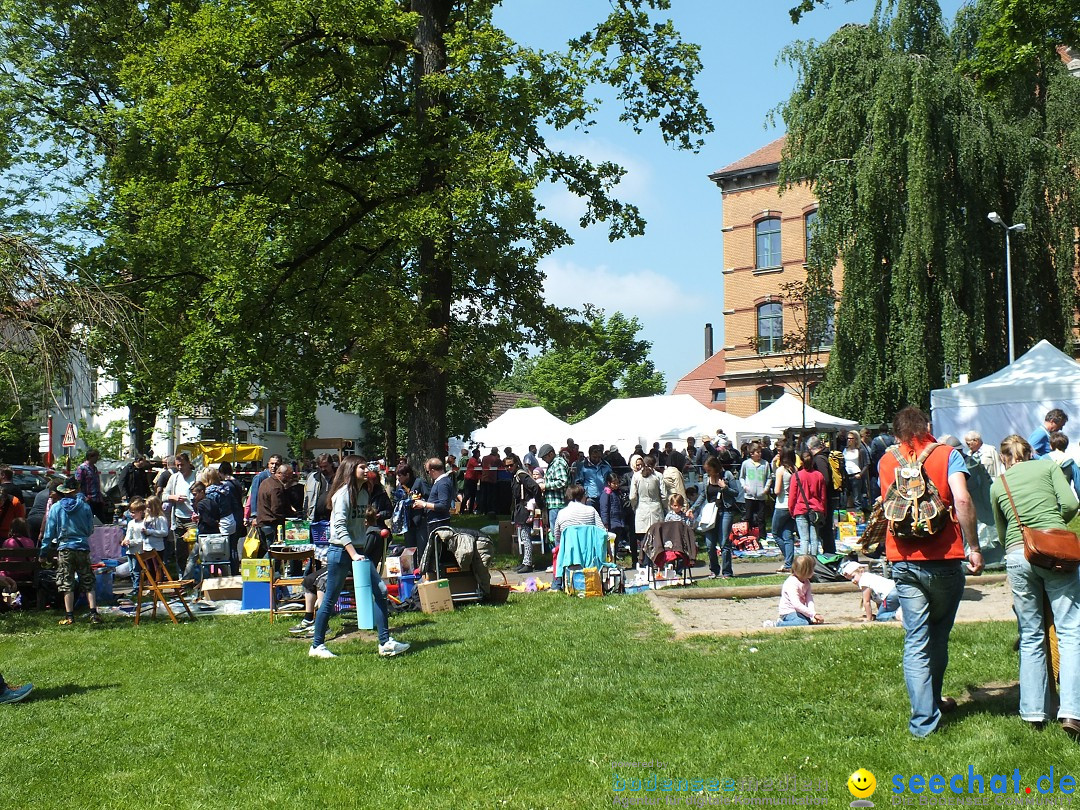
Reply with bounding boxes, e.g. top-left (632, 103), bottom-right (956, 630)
top-left (762, 620), bottom-right (774, 628)
top-left (308, 644), bottom-right (337, 659)
top-left (378, 637), bottom-right (410, 657)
